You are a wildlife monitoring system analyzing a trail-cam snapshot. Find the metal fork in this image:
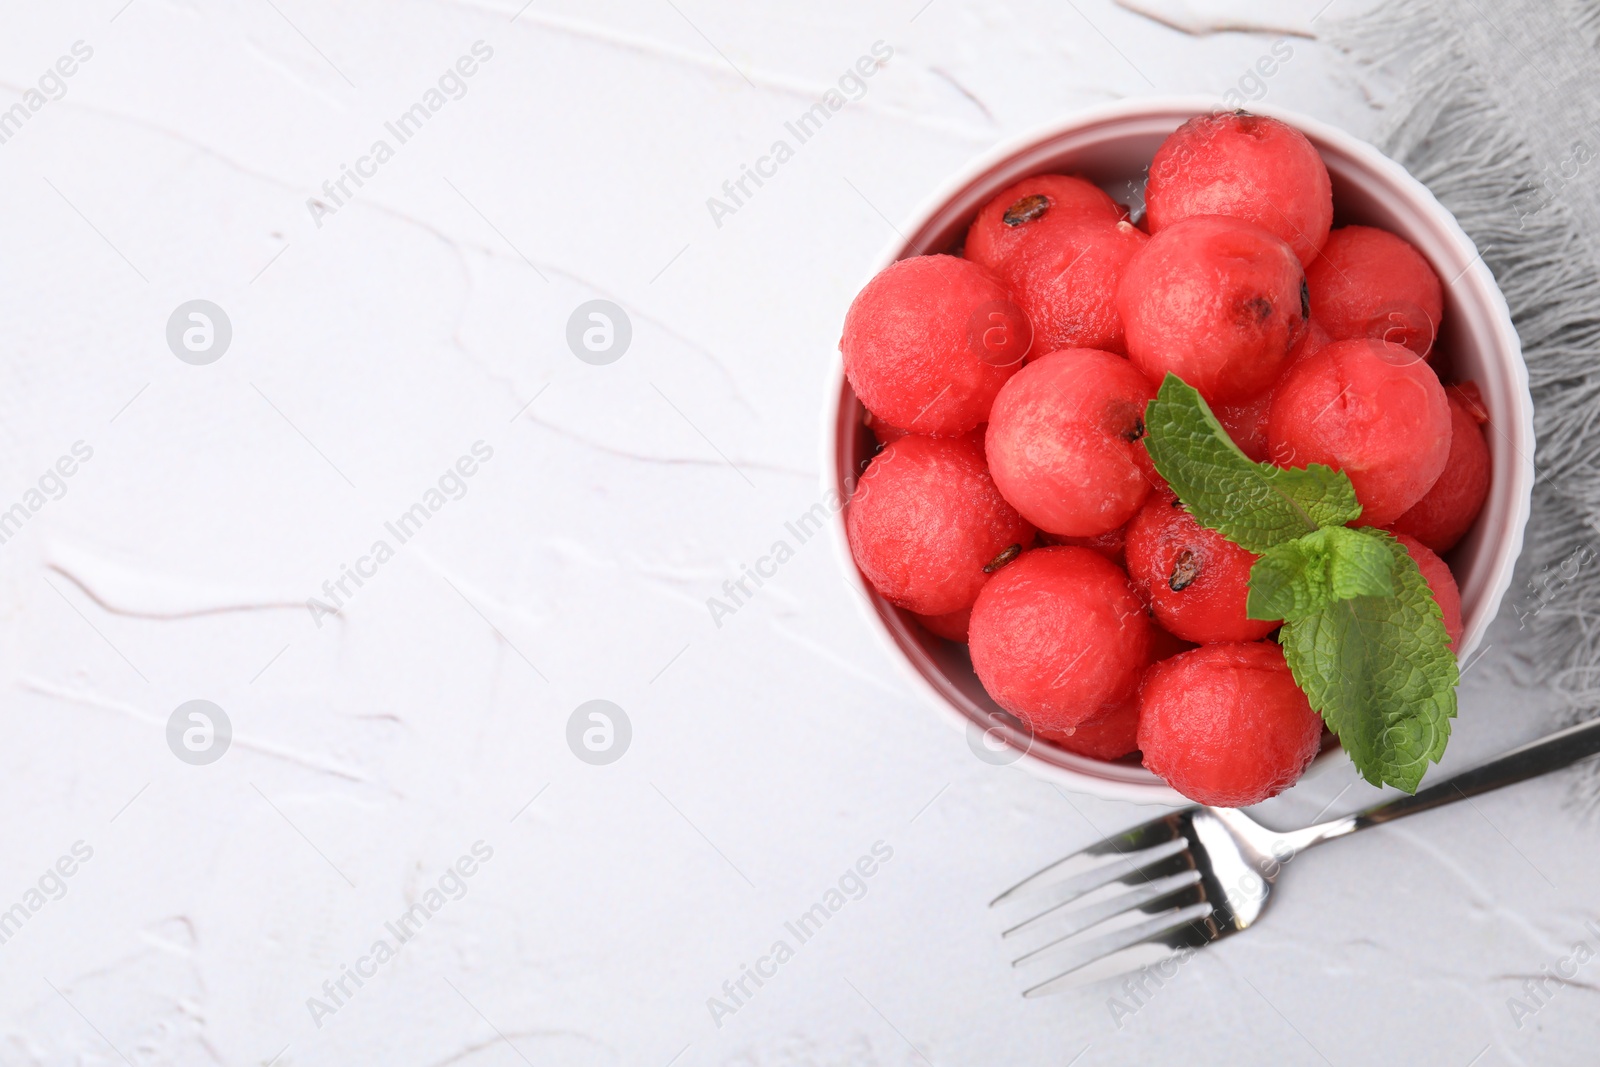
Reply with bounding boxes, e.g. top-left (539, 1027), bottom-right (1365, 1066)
top-left (993, 718), bottom-right (1600, 997)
